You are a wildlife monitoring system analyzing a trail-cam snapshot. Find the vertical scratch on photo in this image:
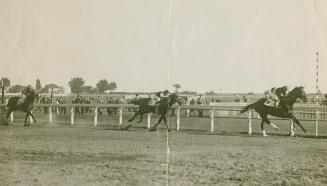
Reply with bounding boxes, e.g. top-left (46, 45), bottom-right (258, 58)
top-left (166, 0), bottom-right (175, 185)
